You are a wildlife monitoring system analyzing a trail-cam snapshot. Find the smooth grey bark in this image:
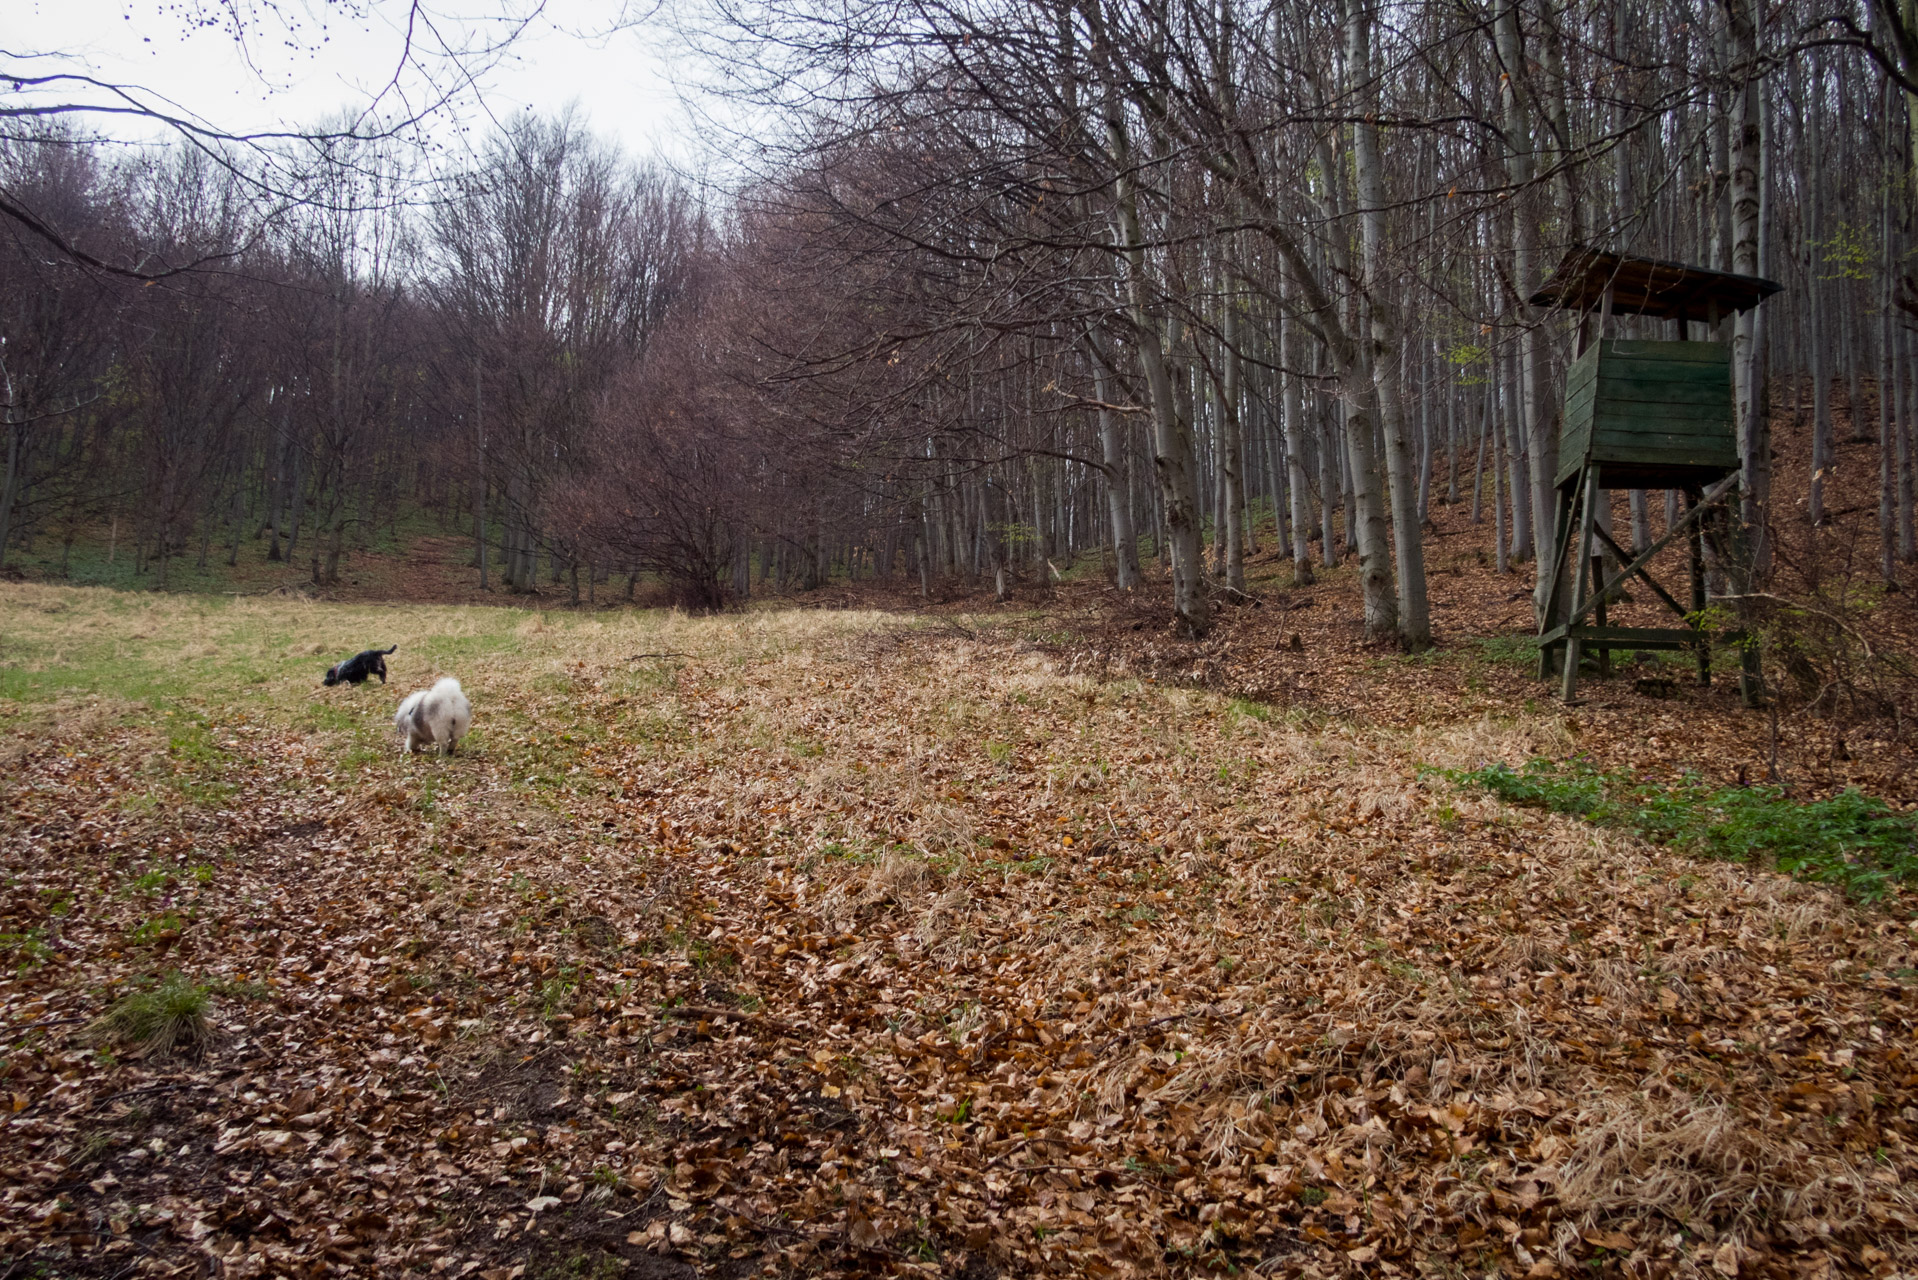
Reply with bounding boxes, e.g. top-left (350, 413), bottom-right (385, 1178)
top-left (1090, 342), bottom-right (1142, 589)
top-left (1279, 306), bottom-right (1314, 585)
top-left (1098, 70), bottom-right (1210, 635)
top-left (1901, 324), bottom-right (1916, 561)
top-left (475, 356), bottom-right (489, 590)
top-left (1320, 381), bottom-right (1341, 565)
top-left (1725, 0), bottom-right (1769, 578)
top-left (1492, 377), bottom-right (1510, 576)
top-left (0, 348), bottom-right (21, 568)
top-left (1471, 377), bottom-right (1489, 526)
top-left (1348, 0), bottom-right (1426, 646)
top-left (1343, 329), bottom-right (1398, 640)
top-left (1496, 0), bottom-right (1557, 610)
top-left (1218, 265), bottom-right (1247, 593)
top-left (1629, 489), bottom-right (1653, 554)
